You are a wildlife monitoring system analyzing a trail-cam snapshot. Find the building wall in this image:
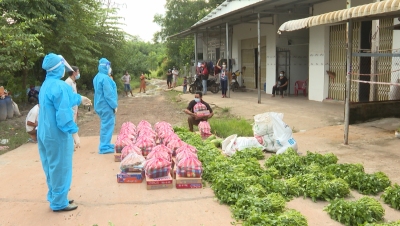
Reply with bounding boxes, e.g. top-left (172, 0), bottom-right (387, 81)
top-left (309, 0), bottom-right (375, 101)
